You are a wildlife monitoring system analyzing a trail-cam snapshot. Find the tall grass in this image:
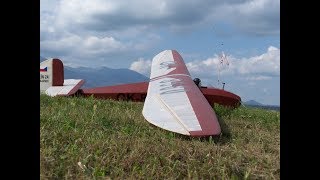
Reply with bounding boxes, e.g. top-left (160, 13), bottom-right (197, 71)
top-left (40, 94), bottom-right (280, 179)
